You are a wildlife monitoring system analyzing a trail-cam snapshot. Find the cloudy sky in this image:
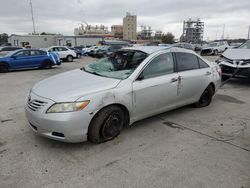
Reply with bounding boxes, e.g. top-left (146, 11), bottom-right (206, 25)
top-left (1, 0), bottom-right (250, 40)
